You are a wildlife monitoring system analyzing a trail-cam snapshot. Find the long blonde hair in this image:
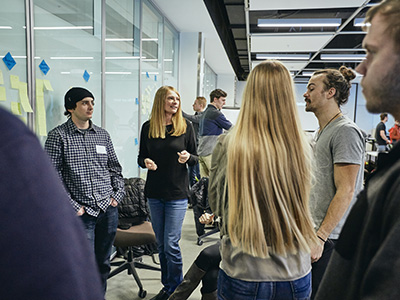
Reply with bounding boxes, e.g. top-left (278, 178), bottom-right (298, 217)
top-left (226, 60), bottom-right (317, 258)
top-left (149, 86), bottom-right (187, 138)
